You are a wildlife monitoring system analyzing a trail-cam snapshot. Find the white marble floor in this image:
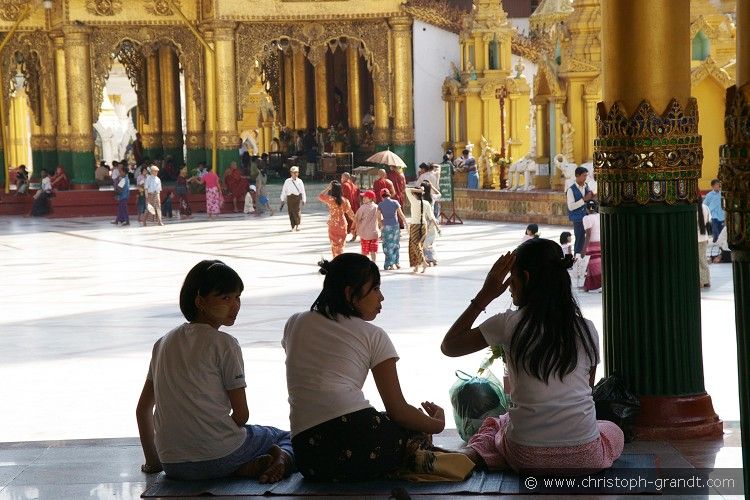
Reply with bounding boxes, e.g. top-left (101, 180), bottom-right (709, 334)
top-left (0, 193), bottom-right (740, 445)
